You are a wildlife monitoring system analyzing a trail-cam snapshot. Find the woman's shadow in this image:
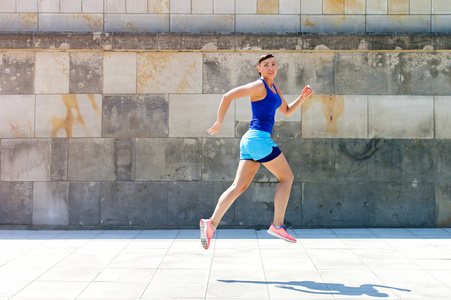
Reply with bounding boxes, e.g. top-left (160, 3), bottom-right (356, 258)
top-left (218, 280), bottom-right (410, 297)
